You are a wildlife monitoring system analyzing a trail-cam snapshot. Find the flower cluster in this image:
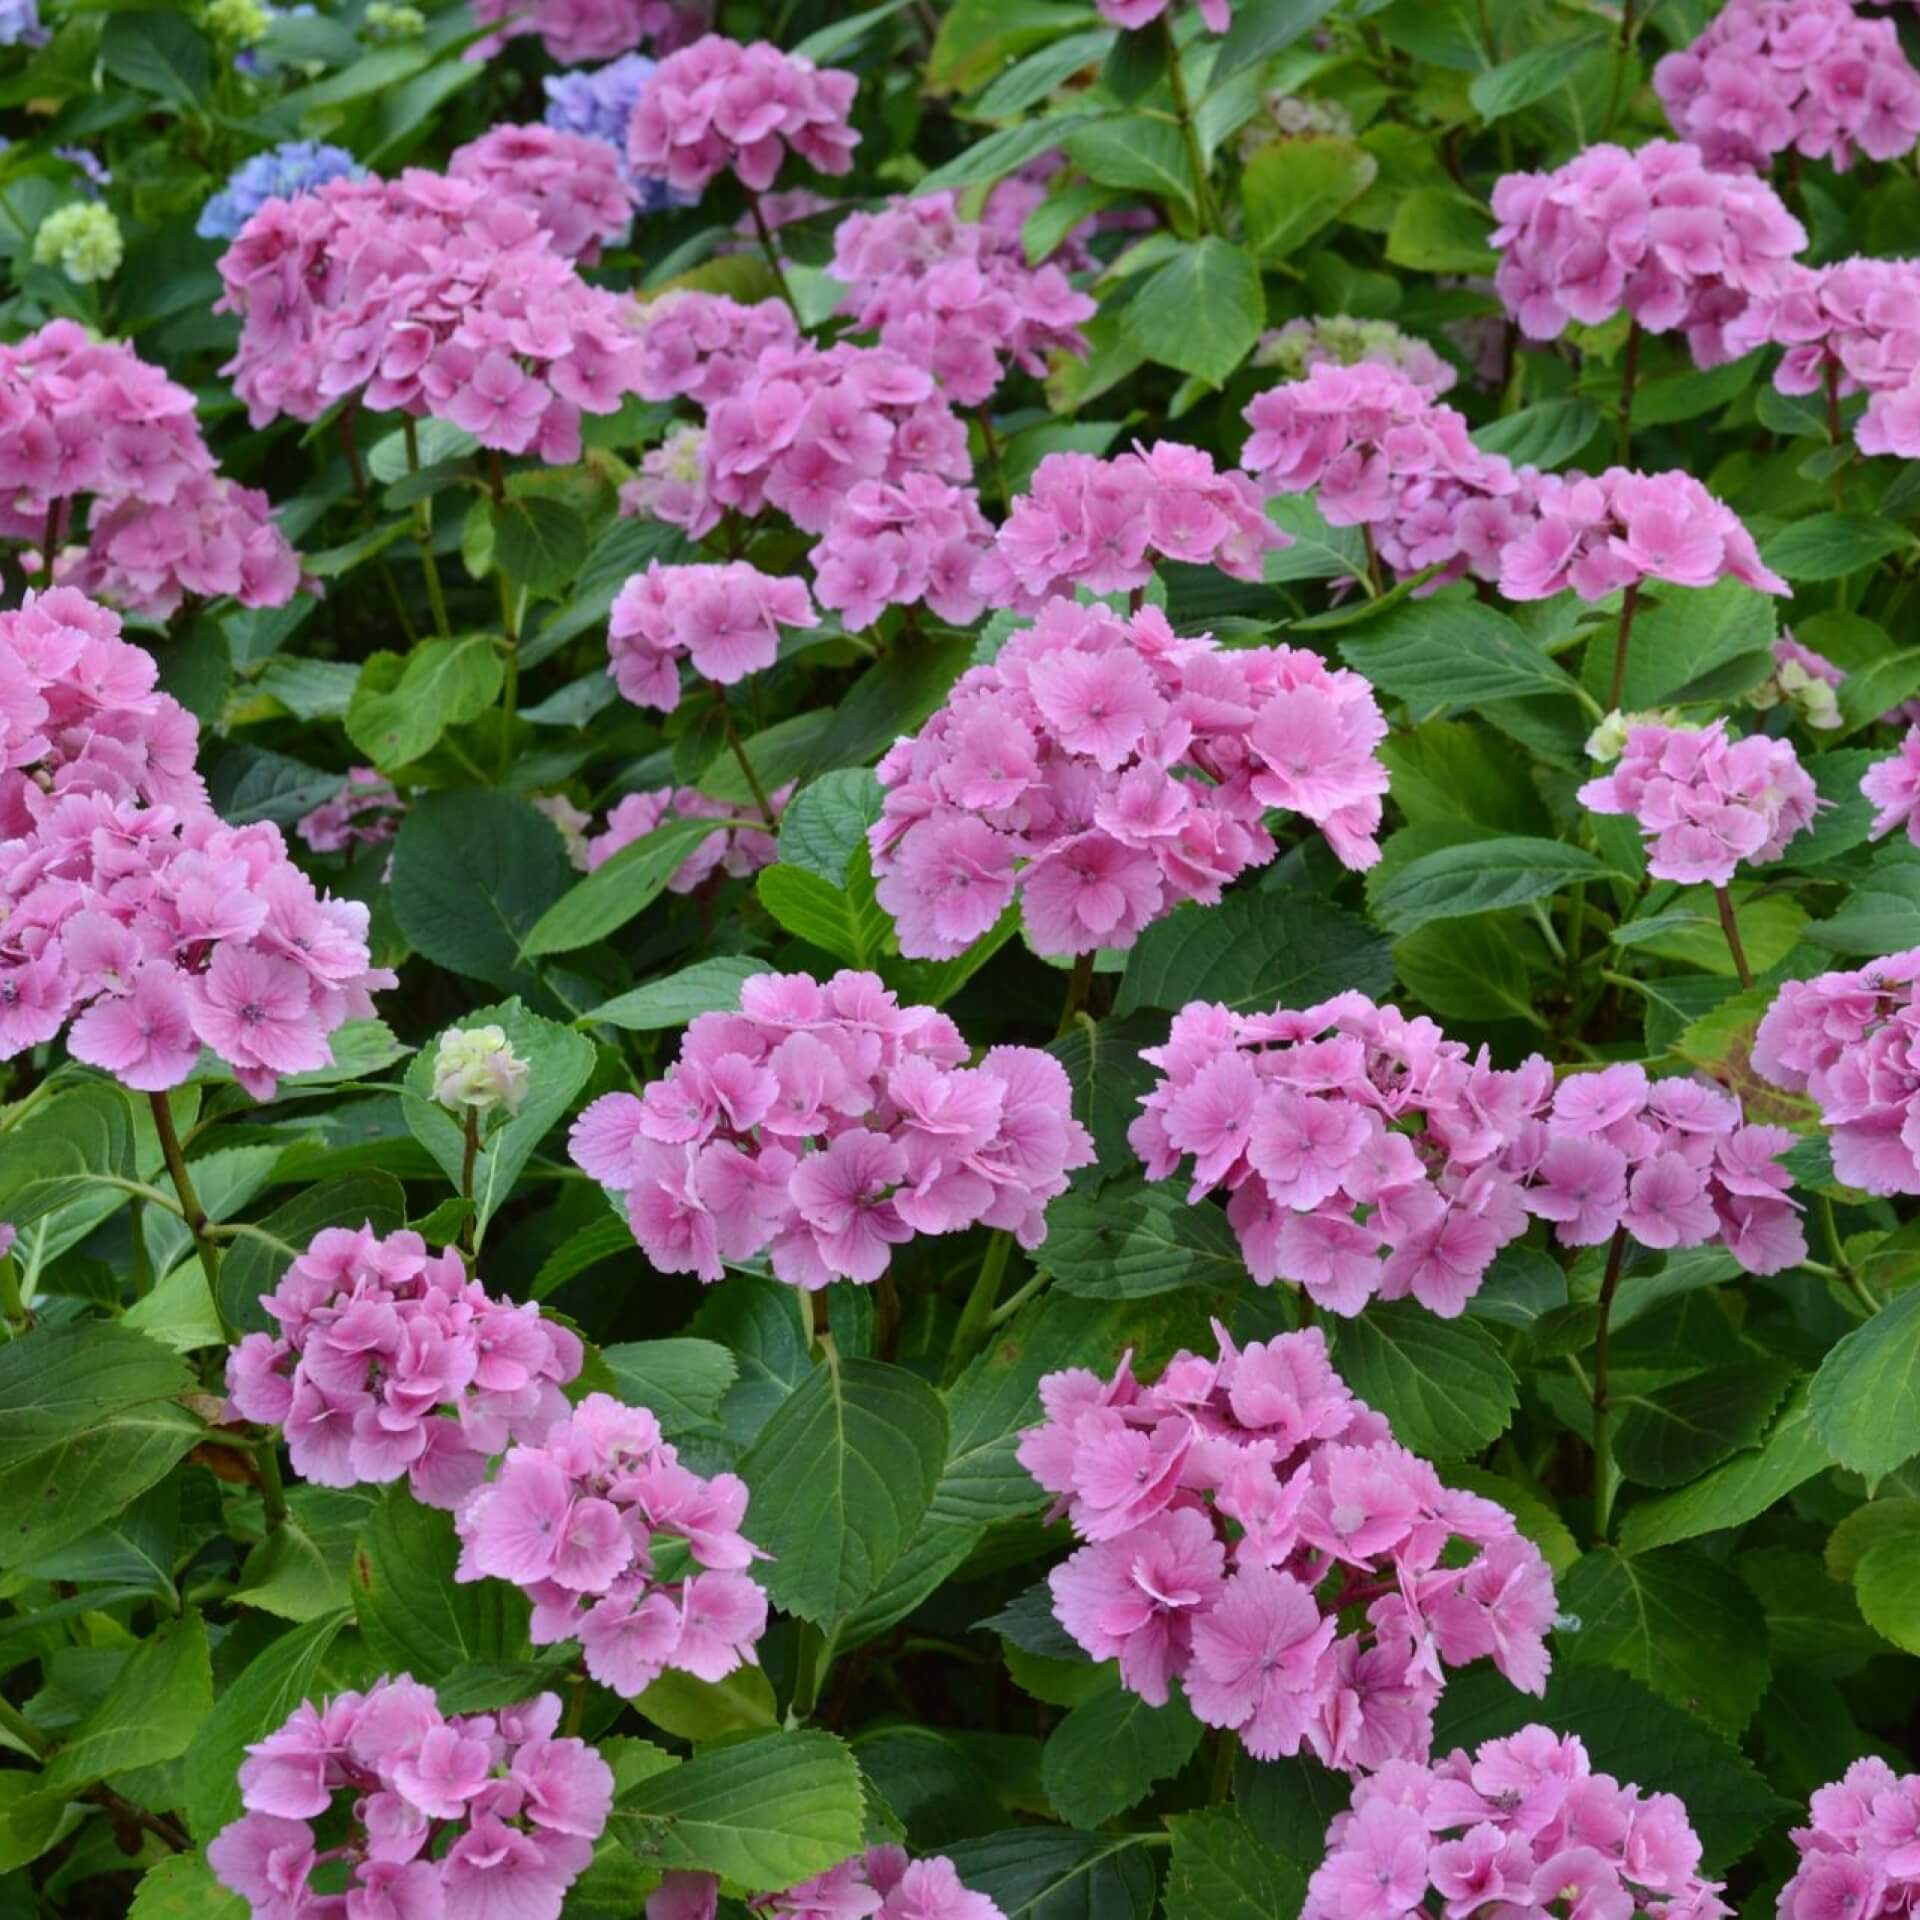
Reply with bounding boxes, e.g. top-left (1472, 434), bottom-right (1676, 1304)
top-left (1490, 139), bottom-right (1806, 363)
top-left (0, 0), bottom-right (43, 48)
top-left (828, 192), bottom-right (1097, 405)
top-left (973, 443), bottom-right (1283, 609)
top-left (1019, 1325), bottom-right (1557, 1768)
top-left (33, 202), bottom-right (122, 284)
top-left (1781, 1758), bottom-right (1920, 1920)
top-left (809, 473), bottom-right (994, 632)
top-left (196, 140), bottom-right (364, 242)
top-left (569, 969), bottom-right (1094, 1288)
top-left (1655, 0), bottom-right (1920, 174)
top-left (870, 599), bottom-right (1389, 962)
top-left (469, 0), bottom-right (694, 64)
top-left (214, 171), bottom-right (647, 458)
top-left (1753, 633), bottom-right (1845, 731)
top-left (65, 473), bottom-right (303, 619)
top-left (632, 290), bottom-right (800, 405)
top-left (0, 593), bottom-right (391, 1095)
top-left (455, 1391), bottom-right (768, 1698)
top-left (544, 52), bottom-right (691, 210)
top-left (1303, 1726), bottom-right (1727, 1920)
top-left (1253, 315), bottom-right (1458, 396)
top-left (621, 424), bottom-right (719, 536)
top-left (1240, 362), bottom-right (1523, 588)
top-left (1497, 466), bottom-right (1788, 602)
top-left (1236, 90), bottom-right (1357, 163)
top-left (208, 1679), bottom-right (612, 1920)
top-left (700, 340), bottom-right (973, 532)
top-left (1866, 726), bottom-right (1920, 849)
top-left (433, 1026), bottom-right (530, 1116)
top-left (585, 783), bottom-right (787, 893)
top-left (448, 124), bottom-right (636, 263)
top-left (607, 560), bottom-right (818, 709)
top-left (297, 766), bottom-right (404, 855)
top-left (1722, 256), bottom-right (1920, 461)
top-left (1754, 950), bottom-right (1920, 1196)
top-left (628, 35), bottom-right (860, 196)
top-left (651, 1846), bottom-right (1006, 1920)
top-left (1577, 717), bottom-right (1819, 885)
top-left (227, 1224), bottom-right (579, 1504)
